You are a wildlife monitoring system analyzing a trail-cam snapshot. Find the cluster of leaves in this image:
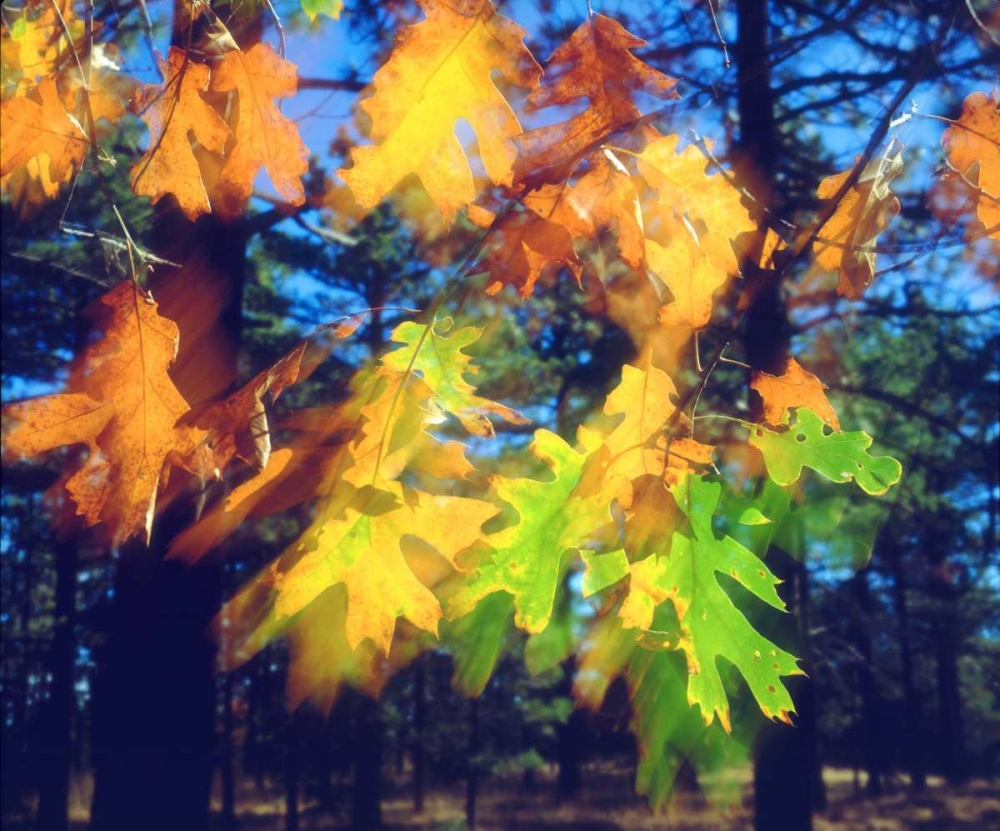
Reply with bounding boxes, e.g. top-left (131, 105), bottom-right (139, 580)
top-left (2, 0), bottom-right (998, 807)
